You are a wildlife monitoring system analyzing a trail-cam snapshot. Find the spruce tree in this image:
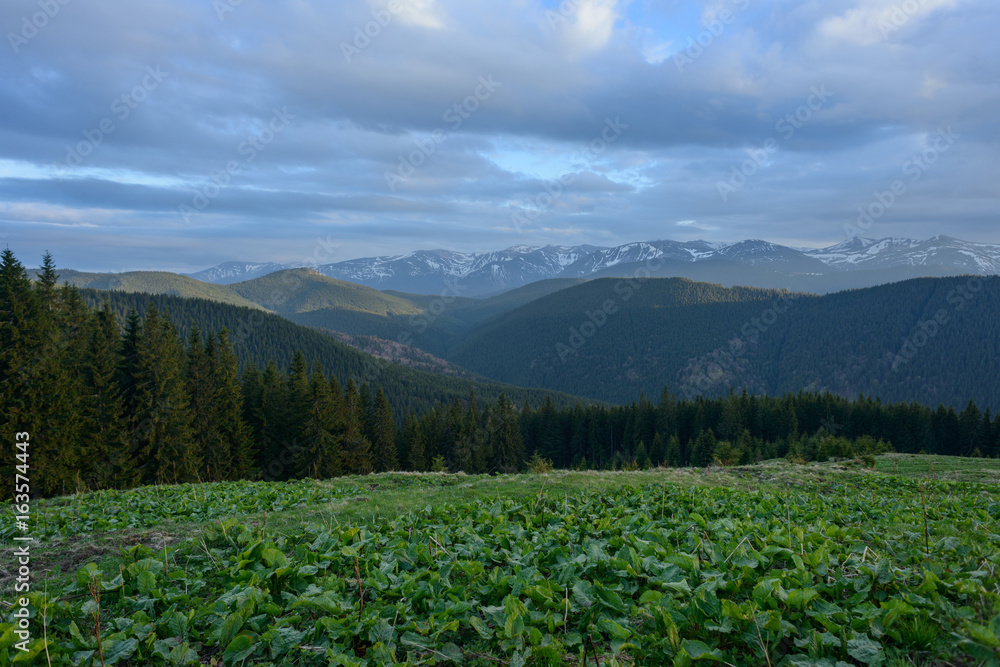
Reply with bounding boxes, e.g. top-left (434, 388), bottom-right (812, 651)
top-left (29, 254), bottom-right (85, 494)
top-left (187, 326), bottom-right (225, 480)
top-left (0, 250), bottom-right (40, 495)
top-left (213, 330), bottom-right (255, 479)
top-left (255, 361), bottom-right (290, 480)
top-left (402, 412), bottom-right (426, 472)
top-left (370, 388), bottom-right (398, 472)
top-left (650, 433), bottom-right (666, 468)
top-left (341, 379), bottom-right (372, 474)
top-left (82, 301), bottom-right (136, 489)
top-left (285, 350), bottom-right (310, 455)
top-left (489, 393), bottom-right (524, 473)
top-left (690, 429), bottom-right (717, 467)
top-left (296, 364), bottom-right (344, 478)
top-left (131, 305), bottom-right (197, 484)
top-left (466, 395), bottom-right (488, 474)
top-left (635, 441), bottom-right (650, 469)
